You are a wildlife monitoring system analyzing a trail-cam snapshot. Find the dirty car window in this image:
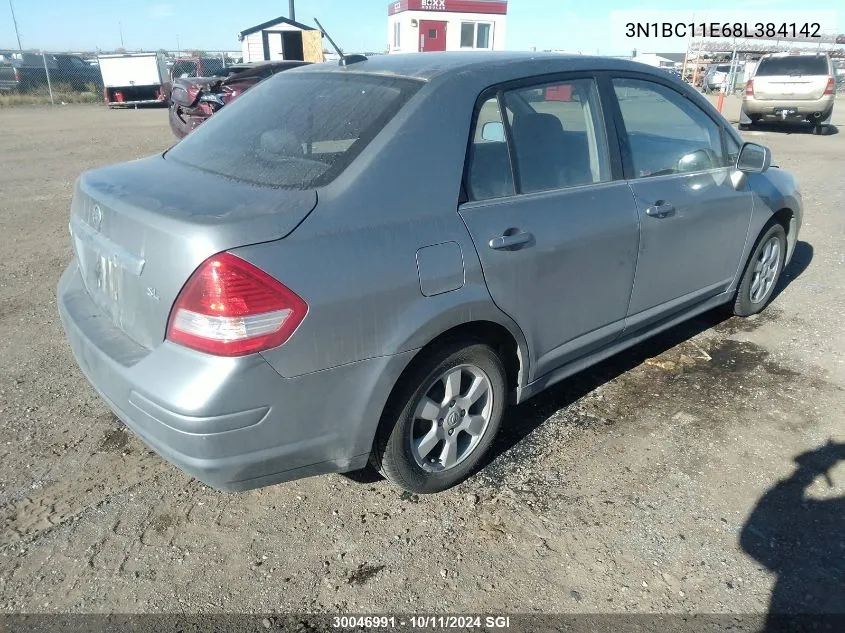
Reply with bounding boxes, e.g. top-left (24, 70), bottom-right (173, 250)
top-left (755, 56), bottom-right (828, 76)
top-left (166, 73), bottom-right (422, 188)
